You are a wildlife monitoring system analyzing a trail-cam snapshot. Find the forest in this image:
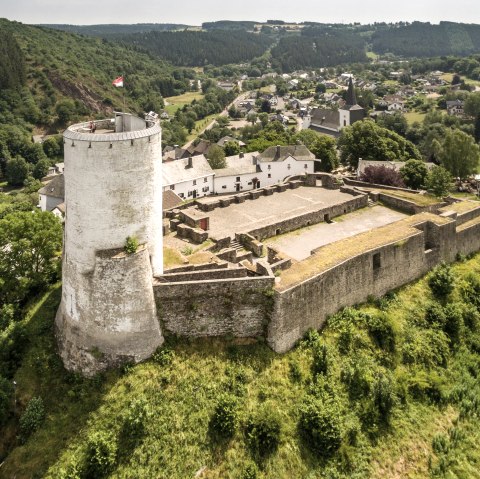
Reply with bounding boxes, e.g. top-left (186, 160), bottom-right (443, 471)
top-left (372, 21), bottom-right (480, 58)
top-left (38, 23), bottom-right (189, 36)
top-left (270, 28), bottom-right (368, 71)
top-left (115, 30), bottom-right (274, 67)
